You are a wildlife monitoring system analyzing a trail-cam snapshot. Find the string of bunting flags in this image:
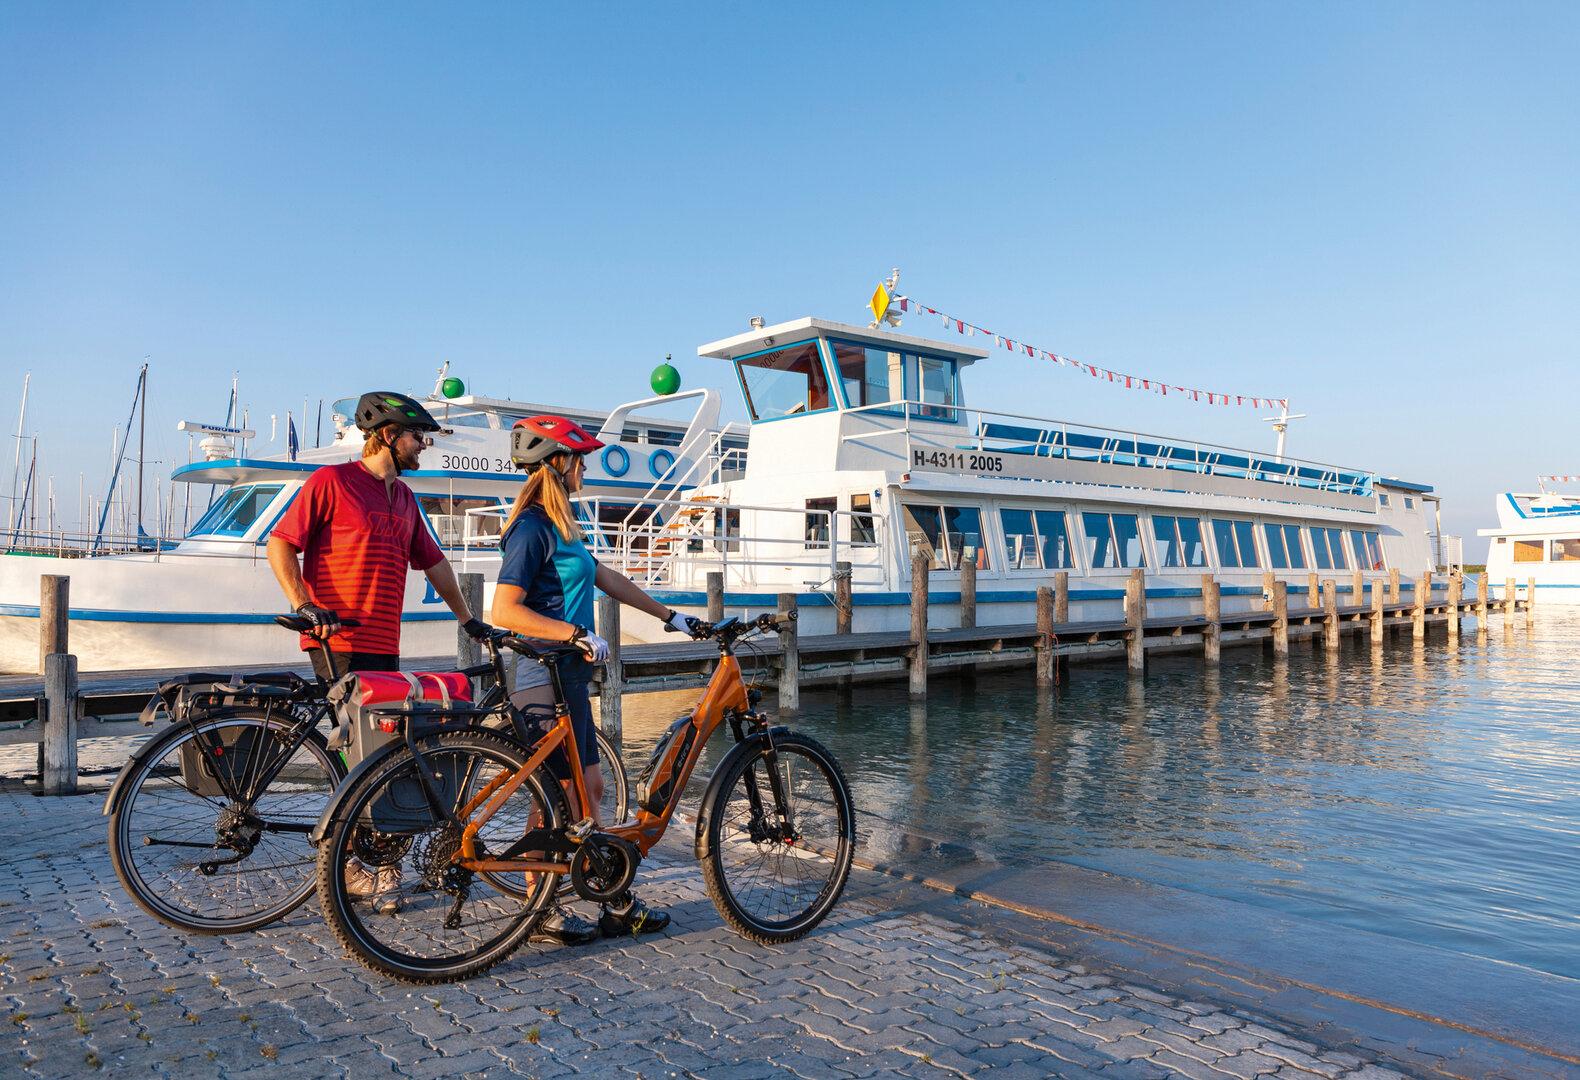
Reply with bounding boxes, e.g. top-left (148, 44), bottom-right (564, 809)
top-left (895, 296), bottom-right (1288, 411)
top-left (1539, 475), bottom-right (1580, 483)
